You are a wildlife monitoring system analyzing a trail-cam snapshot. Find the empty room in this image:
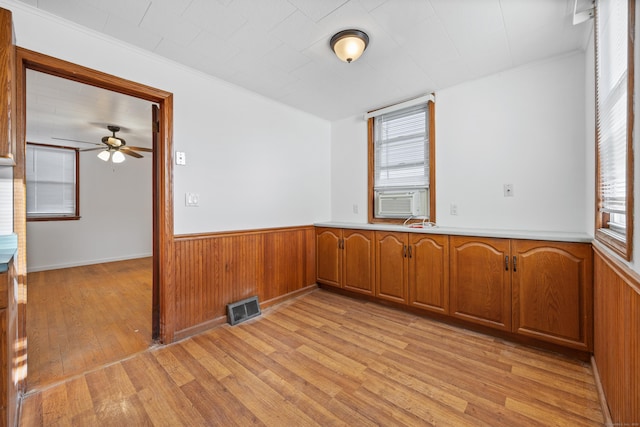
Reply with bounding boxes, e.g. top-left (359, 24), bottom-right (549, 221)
top-left (0, 0), bottom-right (637, 426)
